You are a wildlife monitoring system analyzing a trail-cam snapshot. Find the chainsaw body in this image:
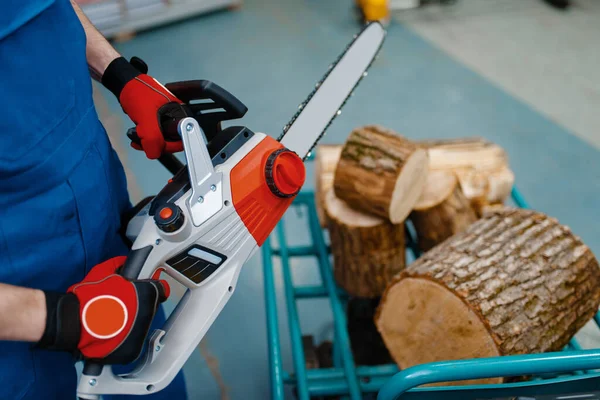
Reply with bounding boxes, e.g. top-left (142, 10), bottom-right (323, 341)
top-left (76, 22), bottom-right (385, 398)
top-left (77, 83), bottom-right (303, 398)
